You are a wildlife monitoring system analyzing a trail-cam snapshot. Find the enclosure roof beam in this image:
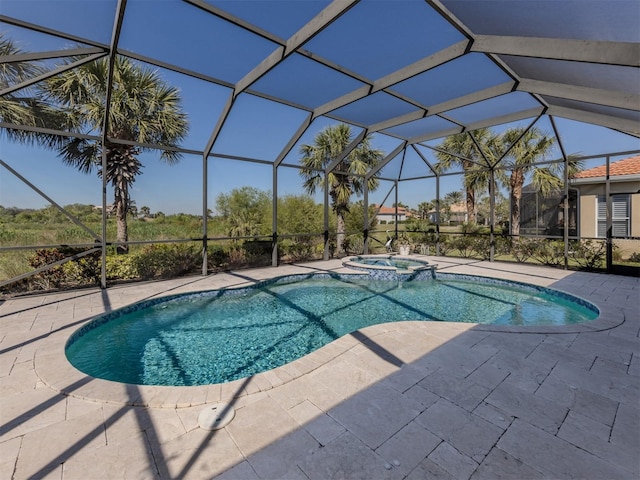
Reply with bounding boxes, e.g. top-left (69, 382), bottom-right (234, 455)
top-left (470, 35), bottom-right (640, 67)
top-left (489, 114), bottom-right (543, 169)
top-left (372, 40), bottom-right (469, 93)
top-left (183, 0), bottom-right (285, 44)
top-left (546, 105), bottom-right (640, 136)
top-left (203, 92), bottom-right (234, 158)
top-left (185, 0), bottom-right (372, 88)
top-left (440, 106), bottom-right (546, 133)
top-left (0, 122), bottom-right (100, 140)
top-left (274, 113), bottom-right (313, 167)
top-left (408, 126), bottom-right (463, 145)
top-left (119, 49), bottom-right (235, 89)
top-left (366, 141), bottom-right (407, 180)
top-left (234, 0), bottom-right (358, 95)
top-left (369, 110), bottom-right (426, 133)
top-left (0, 47), bottom-right (105, 64)
top-left (313, 86), bottom-right (372, 118)
top-left (0, 52), bottom-right (107, 96)
top-left (427, 81), bottom-right (515, 116)
top-left (0, 15), bottom-right (109, 49)
top-left (411, 144), bottom-right (438, 176)
top-left (325, 128), bottom-right (367, 174)
top-left (201, 0), bottom-right (357, 160)
top-left (313, 41), bottom-right (468, 118)
top-left (517, 79), bottom-right (640, 111)
top-left (370, 81), bottom-right (516, 139)
top-left (419, 141), bottom-right (492, 169)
